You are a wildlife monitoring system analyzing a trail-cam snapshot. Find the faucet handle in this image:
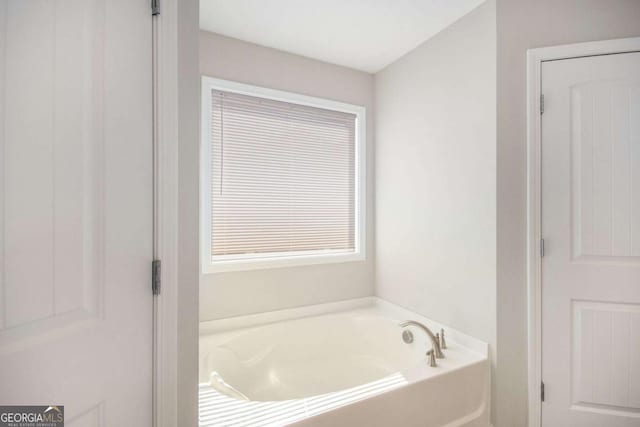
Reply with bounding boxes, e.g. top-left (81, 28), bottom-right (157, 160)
top-left (440, 329), bottom-right (447, 349)
top-left (426, 349), bottom-right (437, 367)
